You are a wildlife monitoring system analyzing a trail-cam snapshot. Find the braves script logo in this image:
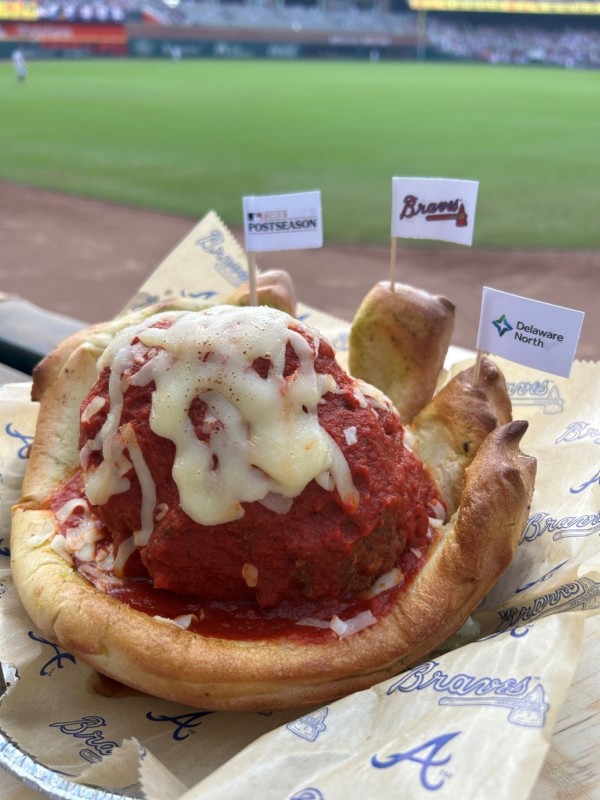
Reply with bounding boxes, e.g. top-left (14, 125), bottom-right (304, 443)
top-left (515, 559), bottom-right (569, 594)
top-left (496, 576), bottom-right (600, 632)
top-left (387, 661), bottom-right (549, 727)
top-left (4, 422), bottom-right (34, 459)
top-left (290, 790), bottom-right (324, 800)
top-left (130, 289), bottom-right (218, 314)
top-left (329, 330), bottom-right (349, 353)
top-left (570, 468), bottom-right (600, 495)
top-left (195, 228), bottom-right (248, 287)
top-left (521, 510), bottom-right (600, 543)
top-left (49, 716), bottom-right (118, 764)
top-left (130, 291), bottom-right (161, 312)
top-left (286, 707), bottom-right (328, 741)
top-left (556, 421), bottom-right (600, 446)
top-left (507, 380), bottom-right (564, 415)
top-left (372, 731), bottom-right (461, 791)
top-left (180, 289), bottom-right (218, 301)
top-left (28, 630), bottom-right (77, 676)
top-left (400, 195), bottom-right (468, 227)
top-left (145, 710), bottom-right (215, 741)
